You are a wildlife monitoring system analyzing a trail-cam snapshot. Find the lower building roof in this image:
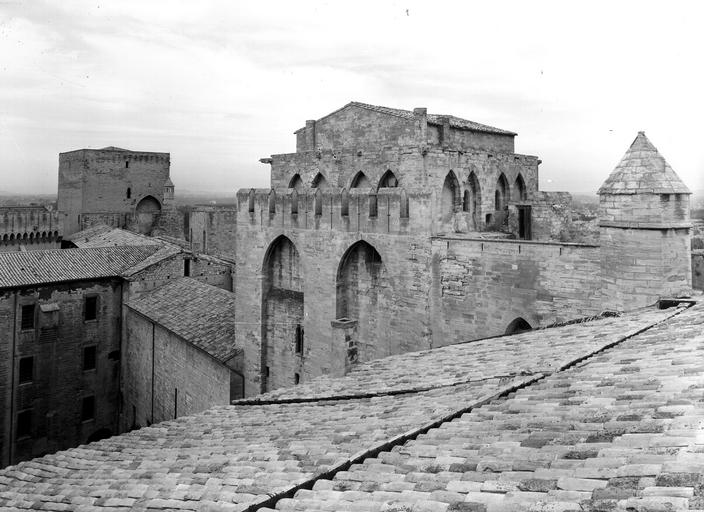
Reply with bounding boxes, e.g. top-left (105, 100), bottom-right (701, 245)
top-left (1, 301), bottom-right (701, 511)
